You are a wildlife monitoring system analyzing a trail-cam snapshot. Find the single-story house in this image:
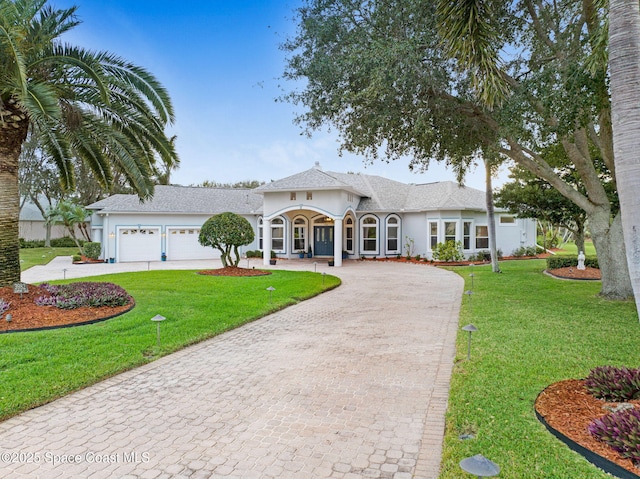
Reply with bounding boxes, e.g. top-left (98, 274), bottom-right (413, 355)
top-left (19, 199), bottom-right (82, 242)
top-left (86, 163), bottom-right (536, 266)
